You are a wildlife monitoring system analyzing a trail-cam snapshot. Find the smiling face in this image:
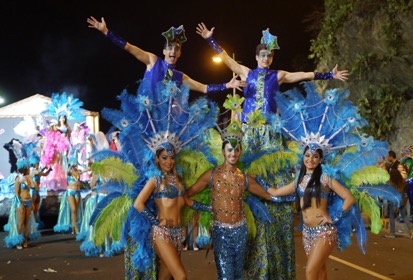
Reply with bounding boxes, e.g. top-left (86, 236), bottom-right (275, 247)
top-left (303, 148), bottom-right (322, 173)
top-left (222, 142), bottom-right (242, 167)
top-left (156, 149), bottom-right (176, 173)
top-left (163, 43), bottom-right (182, 65)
